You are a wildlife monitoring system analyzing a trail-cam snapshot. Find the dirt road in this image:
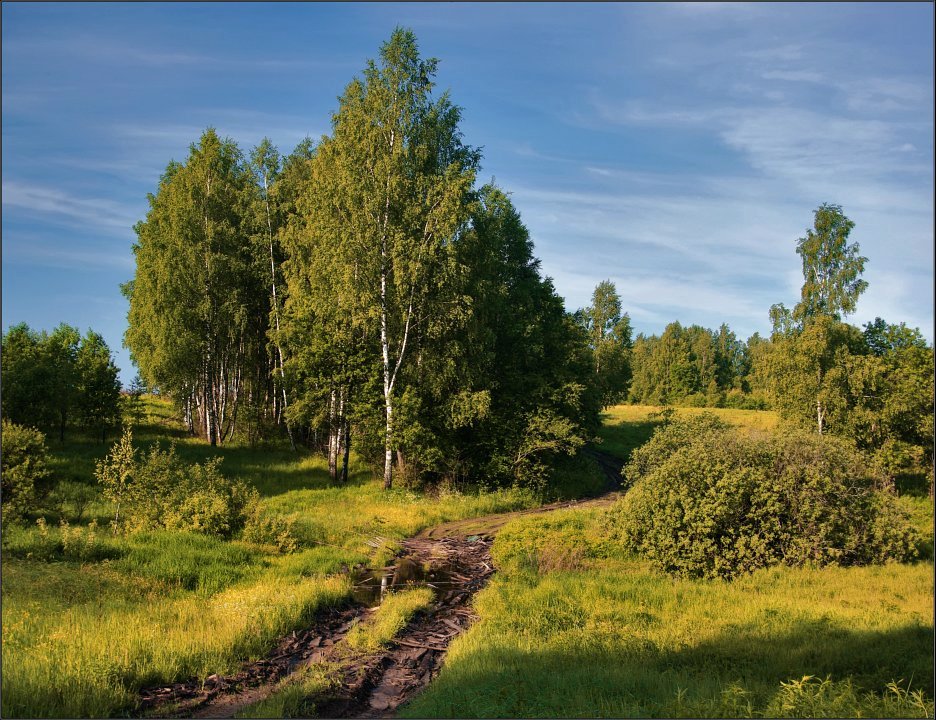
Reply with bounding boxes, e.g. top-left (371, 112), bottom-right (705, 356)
top-left (138, 450), bottom-right (623, 718)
